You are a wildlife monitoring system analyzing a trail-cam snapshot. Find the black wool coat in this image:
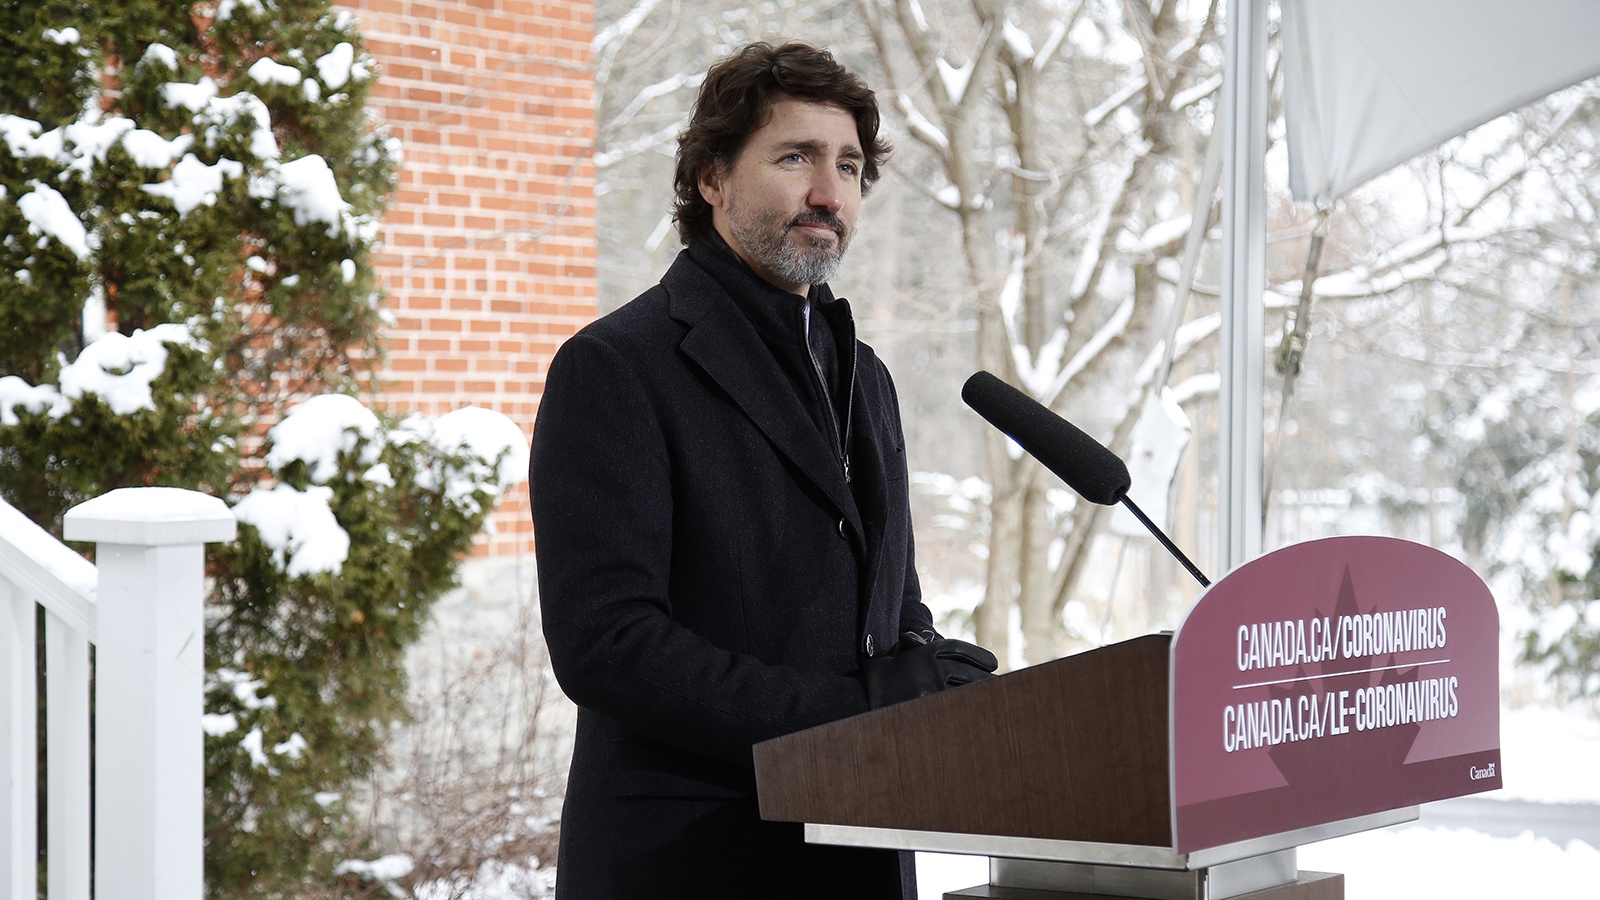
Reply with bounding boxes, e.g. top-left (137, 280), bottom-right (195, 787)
top-left (530, 238), bottom-right (933, 899)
